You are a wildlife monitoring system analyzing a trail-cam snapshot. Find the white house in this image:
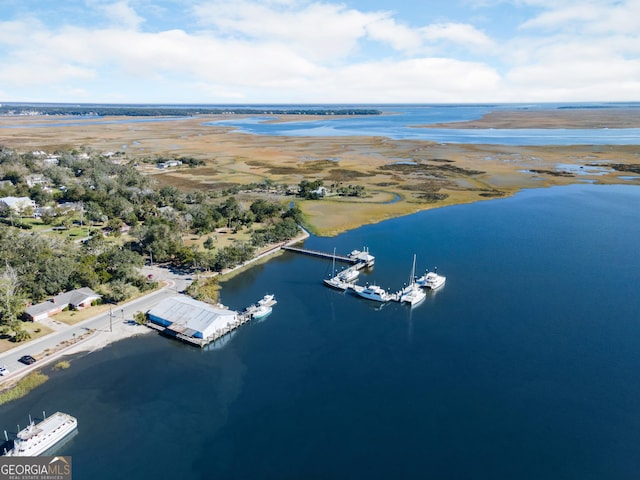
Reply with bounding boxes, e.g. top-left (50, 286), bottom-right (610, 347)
top-left (0, 196), bottom-right (36, 213)
top-left (157, 160), bottom-right (182, 169)
top-left (25, 174), bottom-right (49, 188)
